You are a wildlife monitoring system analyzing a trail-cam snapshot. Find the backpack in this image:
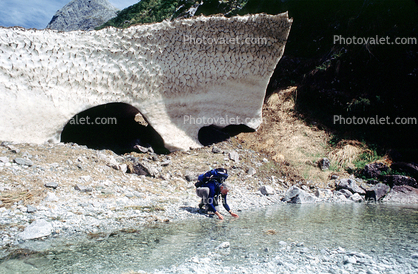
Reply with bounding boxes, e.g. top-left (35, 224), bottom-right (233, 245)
top-left (195, 168), bottom-right (228, 188)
